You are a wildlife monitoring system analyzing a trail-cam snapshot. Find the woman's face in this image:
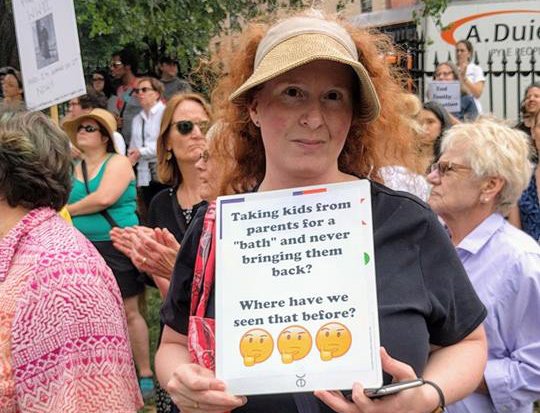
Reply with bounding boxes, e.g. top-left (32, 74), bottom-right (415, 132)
top-left (418, 109), bottom-right (442, 146)
top-left (135, 80), bottom-right (160, 109)
top-left (455, 42), bottom-right (471, 65)
top-left (248, 60), bottom-right (354, 185)
top-left (435, 64), bottom-right (456, 81)
top-left (195, 149), bottom-right (218, 201)
top-left (92, 73), bottom-right (105, 93)
top-left (524, 87), bottom-right (540, 114)
top-left (167, 100), bottom-right (208, 164)
top-left (2, 73), bottom-right (22, 99)
top-left (75, 118), bottom-right (107, 151)
top-left (427, 141), bottom-right (484, 221)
